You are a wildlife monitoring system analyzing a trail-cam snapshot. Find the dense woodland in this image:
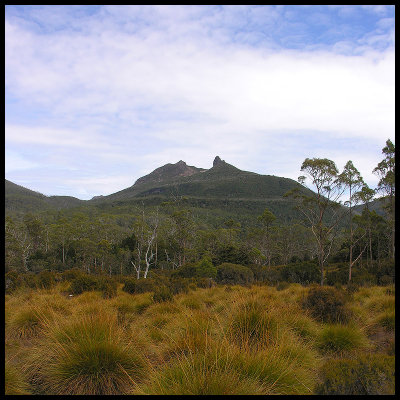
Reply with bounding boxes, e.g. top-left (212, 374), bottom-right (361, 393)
top-left (5, 139), bottom-right (395, 290)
